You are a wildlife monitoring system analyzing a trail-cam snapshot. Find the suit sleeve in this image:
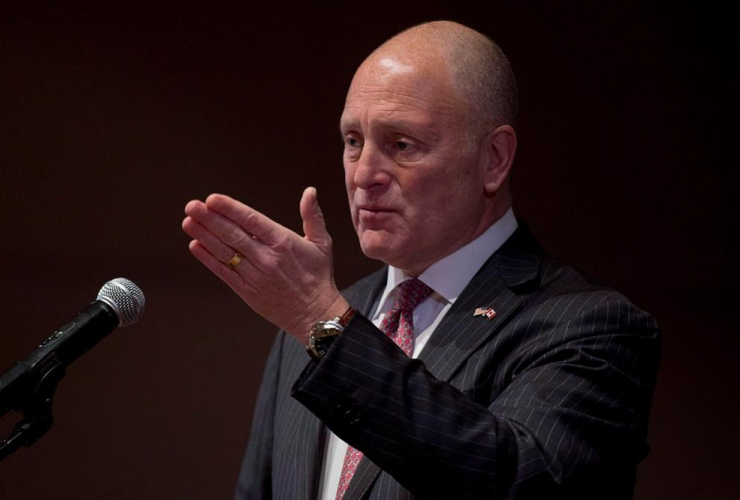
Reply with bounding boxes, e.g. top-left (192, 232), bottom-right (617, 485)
top-left (291, 293), bottom-right (660, 499)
